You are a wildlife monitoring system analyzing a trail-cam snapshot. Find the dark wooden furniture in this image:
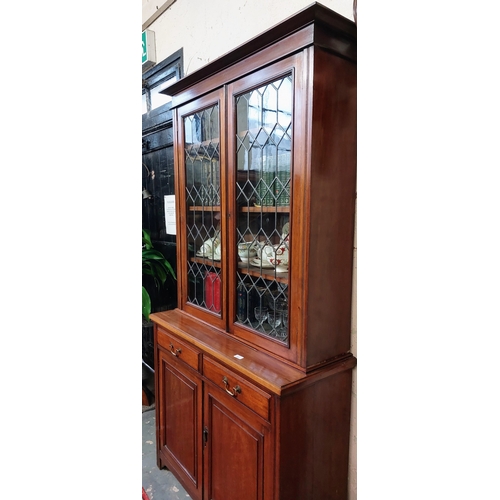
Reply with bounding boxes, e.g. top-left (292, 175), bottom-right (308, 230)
top-left (150, 3), bottom-right (357, 499)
